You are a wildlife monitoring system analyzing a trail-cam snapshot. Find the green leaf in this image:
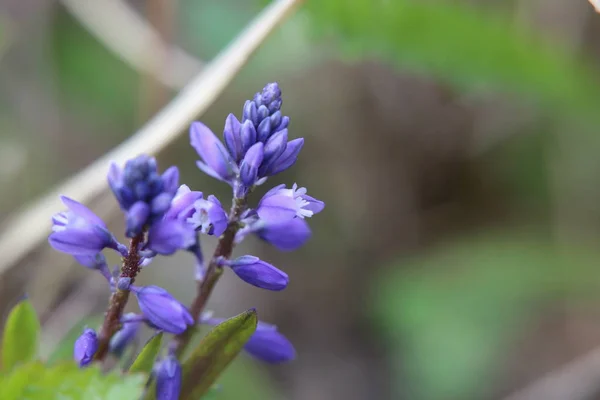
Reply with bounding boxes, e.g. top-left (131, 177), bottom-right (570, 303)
top-left (305, 0), bottom-right (600, 124)
top-left (0, 361), bottom-right (146, 400)
top-left (2, 298), bottom-right (40, 371)
top-left (179, 309), bottom-right (258, 400)
top-left (129, 332), bottom-right (164, 375)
